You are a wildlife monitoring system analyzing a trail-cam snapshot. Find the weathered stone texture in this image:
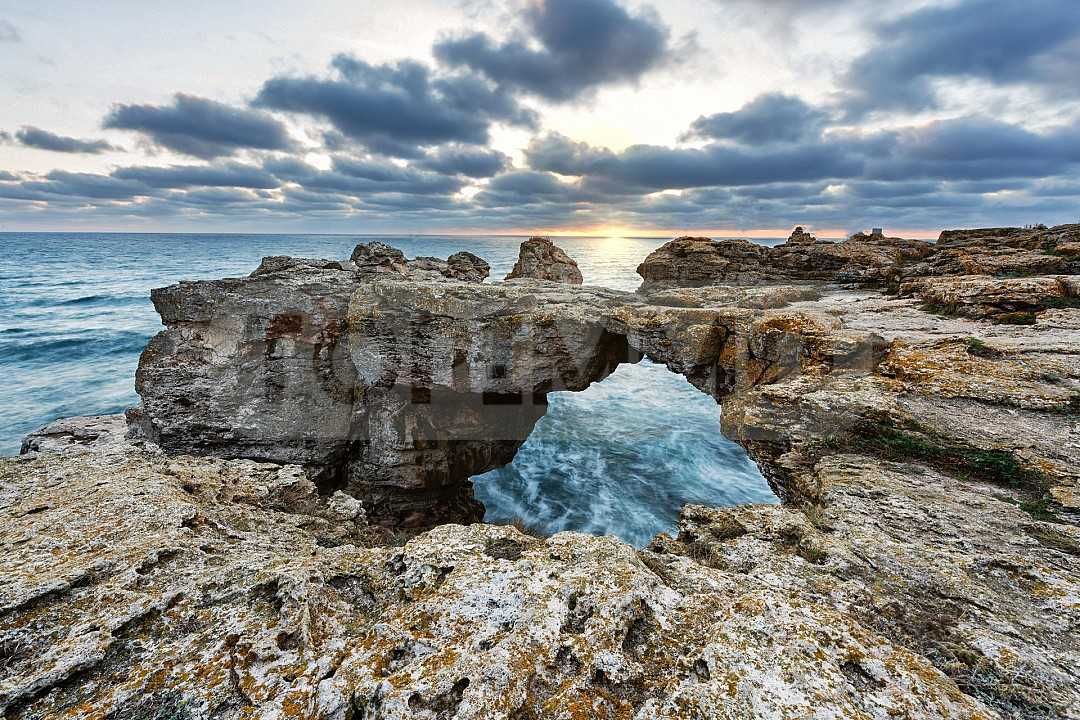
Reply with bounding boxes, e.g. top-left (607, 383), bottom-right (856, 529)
top-left (504, 237), bottom-right (583, 284)
top-left (5, 225), bottom-right (1080, 718)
